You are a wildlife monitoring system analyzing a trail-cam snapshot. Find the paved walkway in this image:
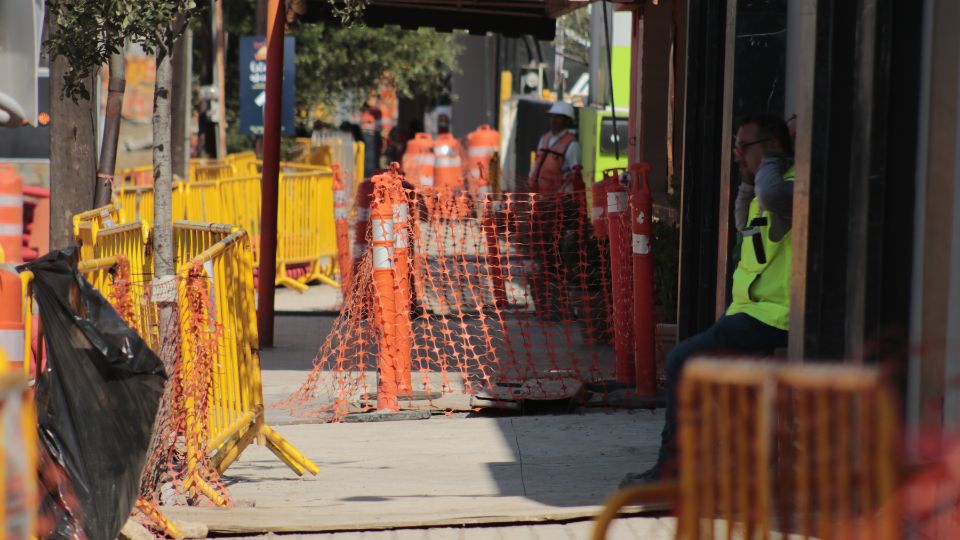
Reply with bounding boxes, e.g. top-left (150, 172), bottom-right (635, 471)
top-left (164, 307), bottom-right (670, 539)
